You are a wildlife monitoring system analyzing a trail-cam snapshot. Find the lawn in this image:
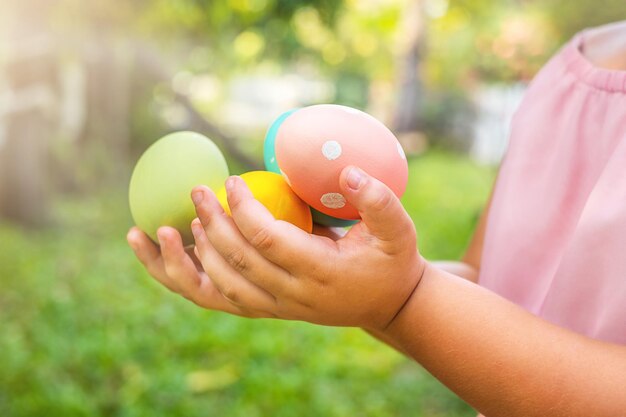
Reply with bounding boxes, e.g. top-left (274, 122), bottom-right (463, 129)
top-left (0, 151), bottom-right (495, 417)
